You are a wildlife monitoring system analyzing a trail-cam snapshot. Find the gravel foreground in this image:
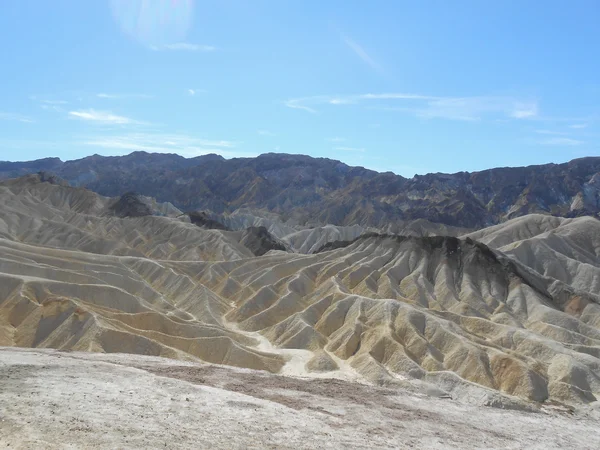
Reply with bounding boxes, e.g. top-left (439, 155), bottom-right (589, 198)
top-left (1, 347), bottom-right (599, 450)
